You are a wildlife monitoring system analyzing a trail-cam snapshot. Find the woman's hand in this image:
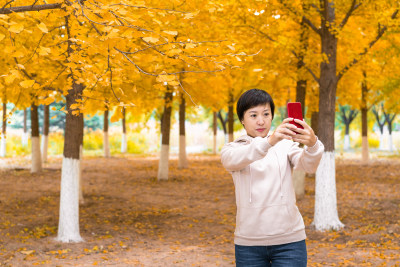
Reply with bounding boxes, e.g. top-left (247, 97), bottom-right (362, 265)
top-left (291, 119), bottom-right (317, 147)
top-left (268, 118), bottom-right (298, 146)
top-left (268, 118), bottom-right (317, 147)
